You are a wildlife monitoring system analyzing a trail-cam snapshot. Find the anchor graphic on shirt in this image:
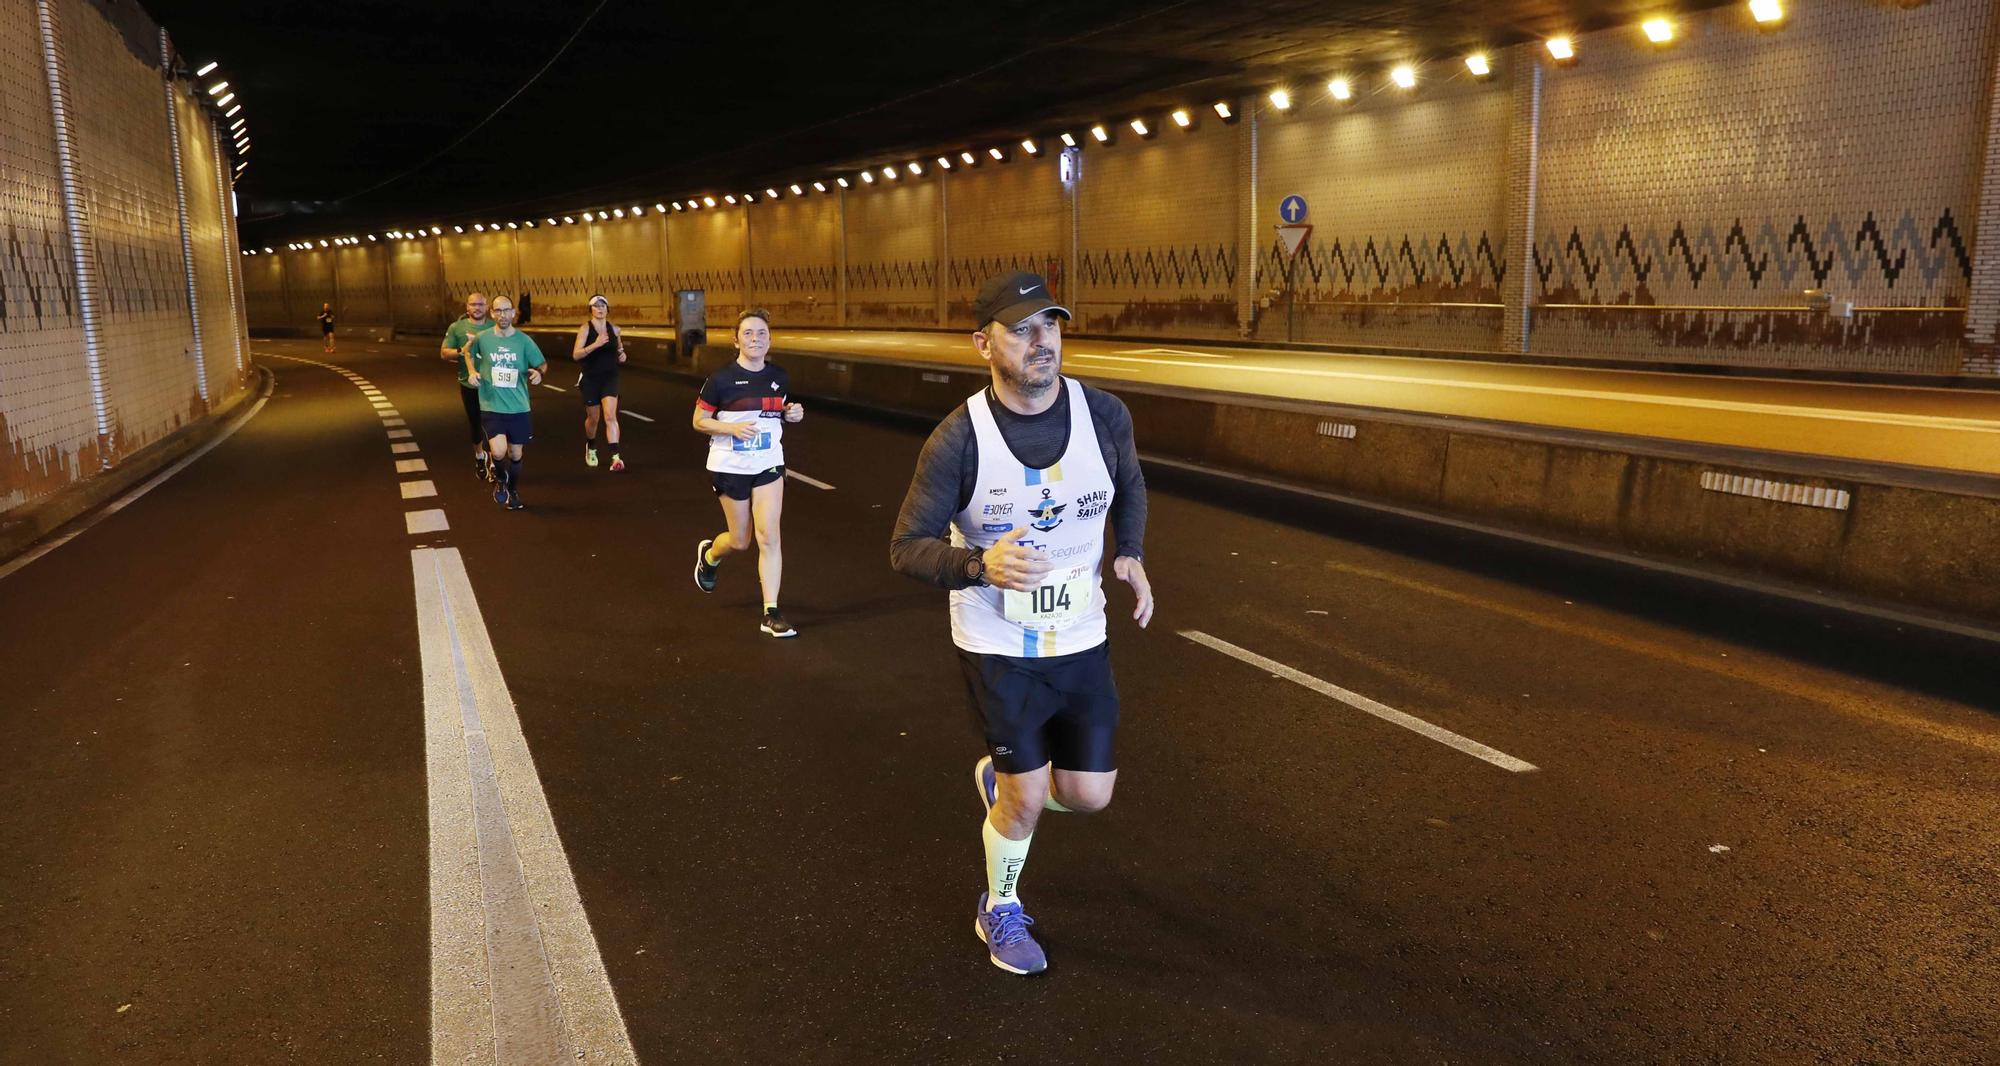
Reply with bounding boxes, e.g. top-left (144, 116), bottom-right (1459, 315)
top-left (1027, 488), bottom-right (1066, 532)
